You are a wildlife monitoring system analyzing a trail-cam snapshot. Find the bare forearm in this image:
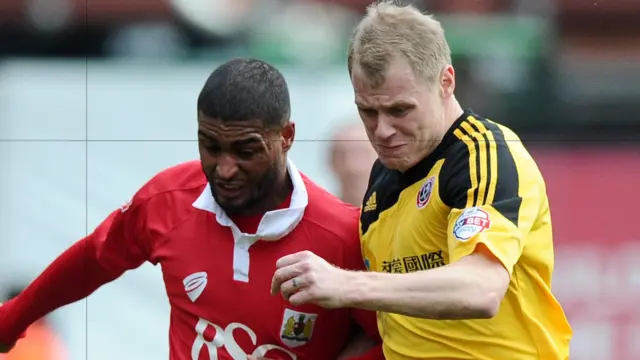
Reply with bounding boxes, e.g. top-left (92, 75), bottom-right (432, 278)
top-left (0, 238), bottom-right (123, 344)
top-left (344, 264), bottom-right (498, 320)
